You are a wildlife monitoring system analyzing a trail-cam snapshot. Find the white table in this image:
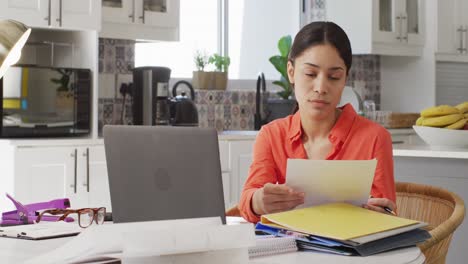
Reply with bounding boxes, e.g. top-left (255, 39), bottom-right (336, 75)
top-left (250, 247), bottom-right (425, 264)
top-left (0, 236), bottom-right (424, 264)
